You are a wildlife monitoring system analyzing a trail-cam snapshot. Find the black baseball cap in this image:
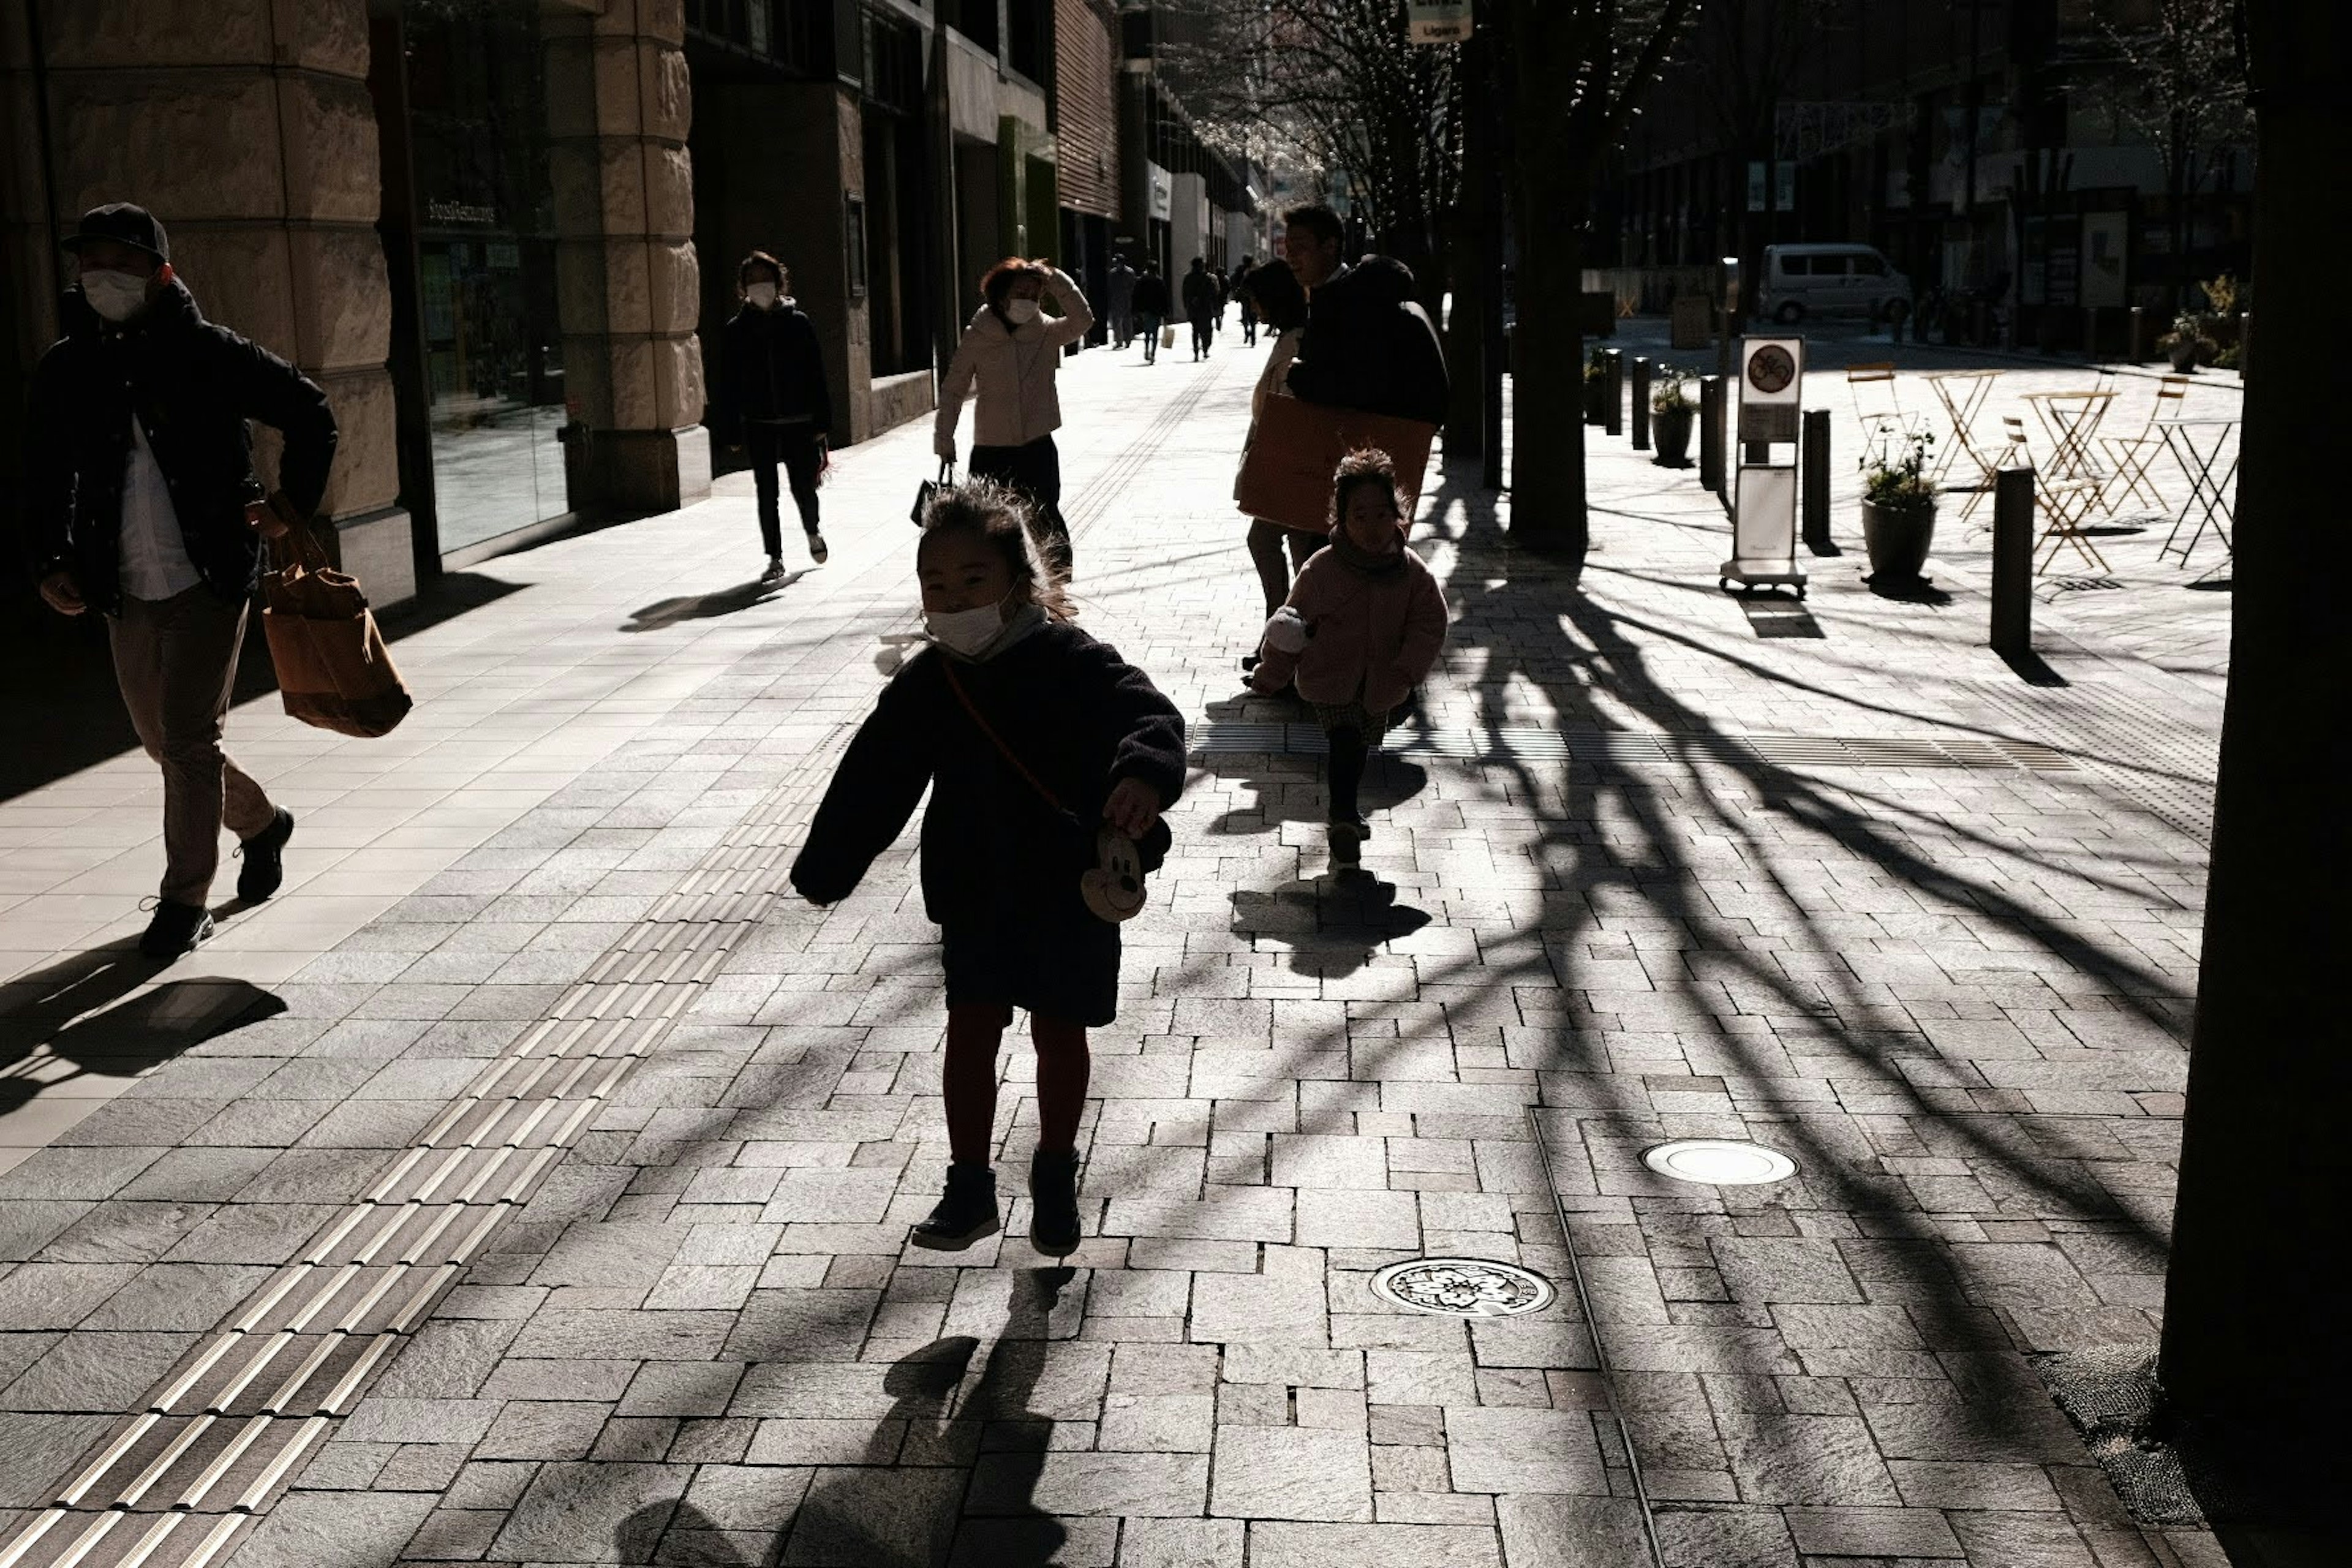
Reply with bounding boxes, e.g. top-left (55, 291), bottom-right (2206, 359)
top-left (62, 203), bottom-right (170, 263)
